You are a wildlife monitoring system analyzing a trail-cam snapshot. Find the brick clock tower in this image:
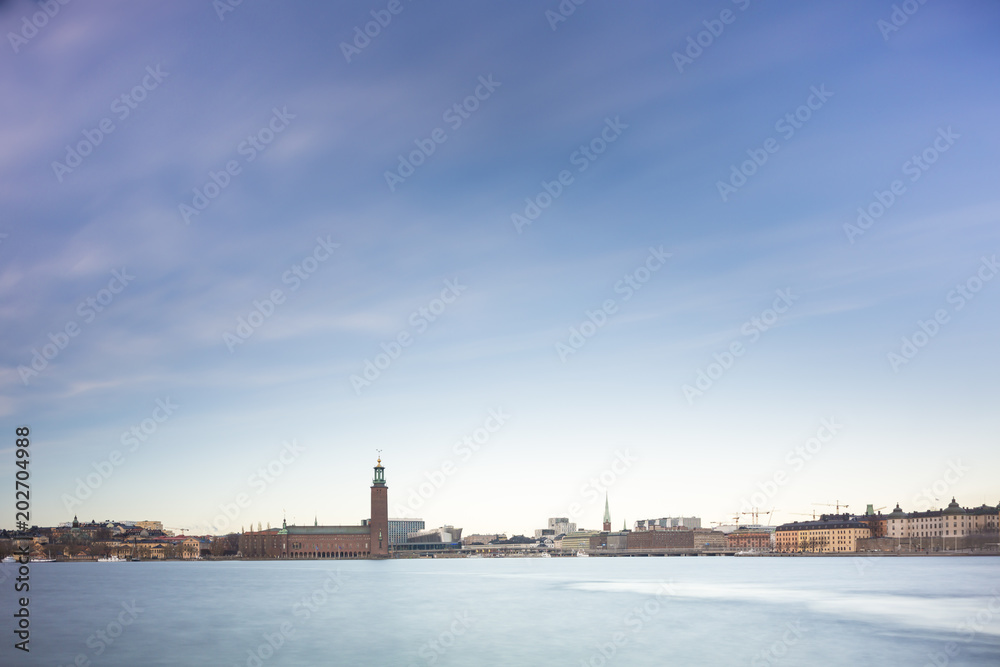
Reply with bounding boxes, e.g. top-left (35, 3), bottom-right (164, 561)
top-left (370, 456), bottom-right (389, 558)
